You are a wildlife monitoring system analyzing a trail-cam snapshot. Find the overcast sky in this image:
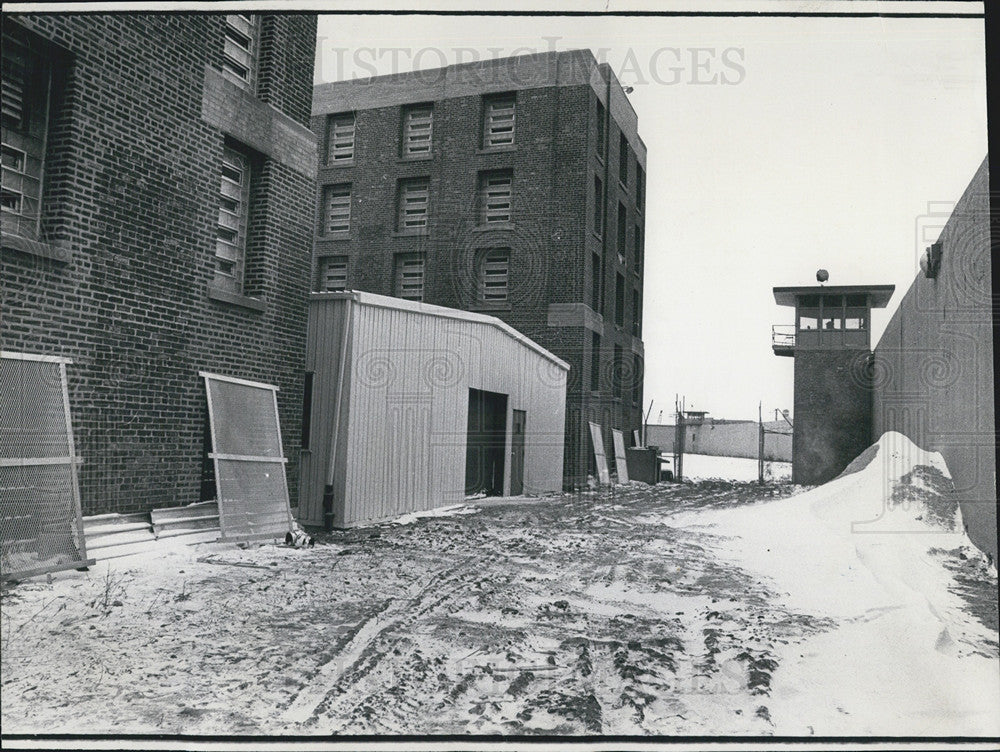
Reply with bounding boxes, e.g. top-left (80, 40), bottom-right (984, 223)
top-left (313, 9), bottom-right (987, 423)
